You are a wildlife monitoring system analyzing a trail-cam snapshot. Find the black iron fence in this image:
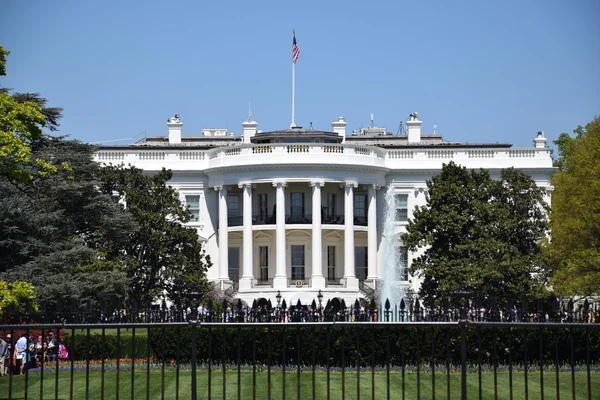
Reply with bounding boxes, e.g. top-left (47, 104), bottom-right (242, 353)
top-left (3, 296), bottom-right (598, 326)
top-left (0, 320), bottom-right (598, 400)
